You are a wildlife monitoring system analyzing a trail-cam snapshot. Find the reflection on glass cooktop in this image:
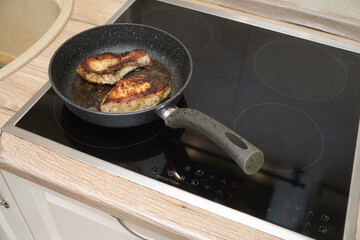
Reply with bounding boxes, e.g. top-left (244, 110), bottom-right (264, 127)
top-left (11, 0), bottom-right (360, 239)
